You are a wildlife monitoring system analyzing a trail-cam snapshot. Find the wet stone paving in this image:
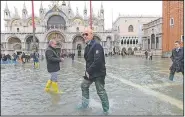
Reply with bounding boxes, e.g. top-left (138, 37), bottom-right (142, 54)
top-left (1, 56), bottom-right (183, 115)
